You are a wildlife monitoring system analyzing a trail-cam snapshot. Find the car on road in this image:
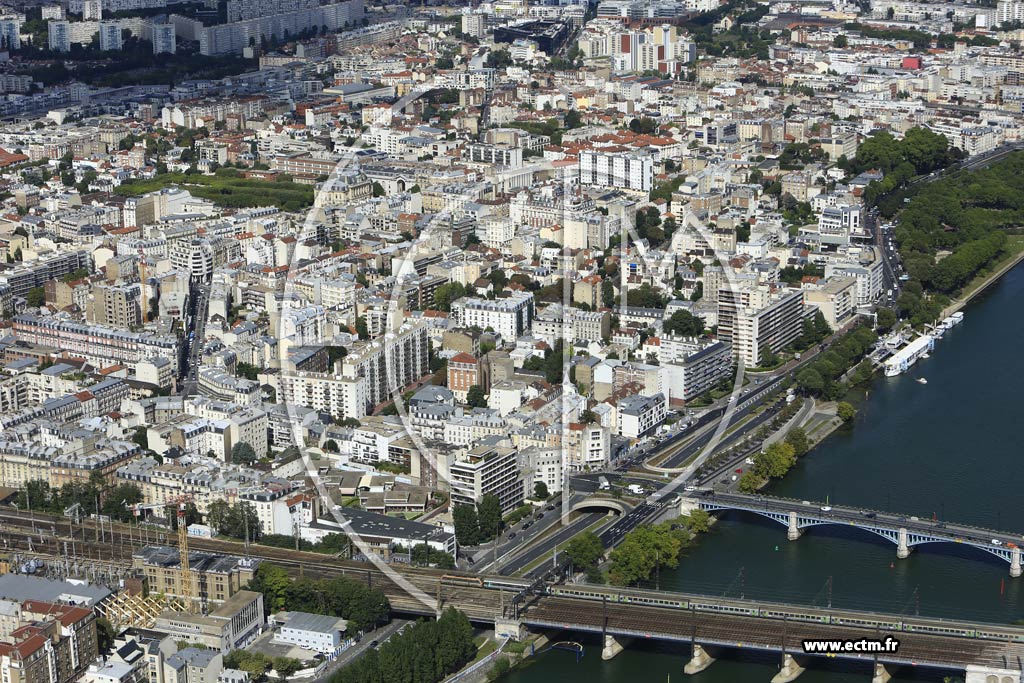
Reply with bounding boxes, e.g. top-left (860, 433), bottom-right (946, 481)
top-left (508, 533), bottom-right (516, 539)
top-left (992, 539), bottom-right (1003, 546)
top-left (821, 506), bottom-right (832, 512)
